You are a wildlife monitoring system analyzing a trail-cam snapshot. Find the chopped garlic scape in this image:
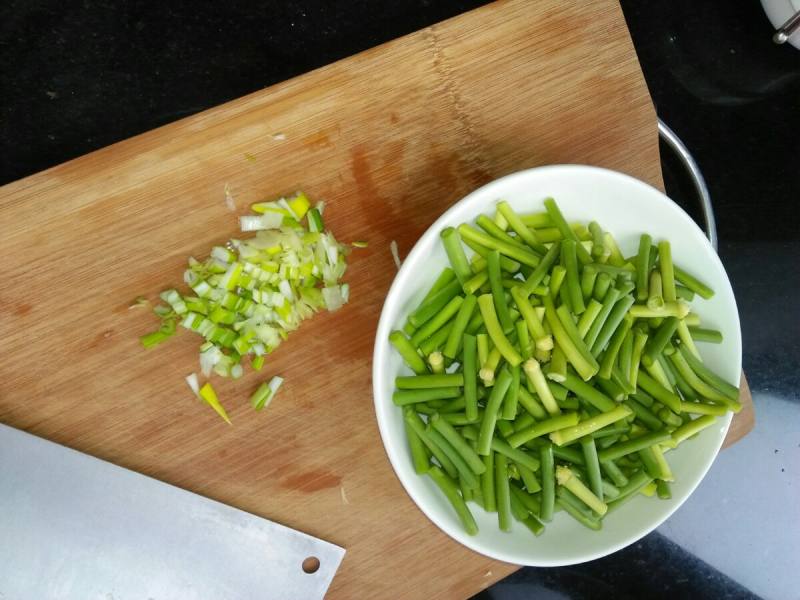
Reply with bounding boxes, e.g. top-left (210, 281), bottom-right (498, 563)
top-left (250, 376), bottom-right (284, 411)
